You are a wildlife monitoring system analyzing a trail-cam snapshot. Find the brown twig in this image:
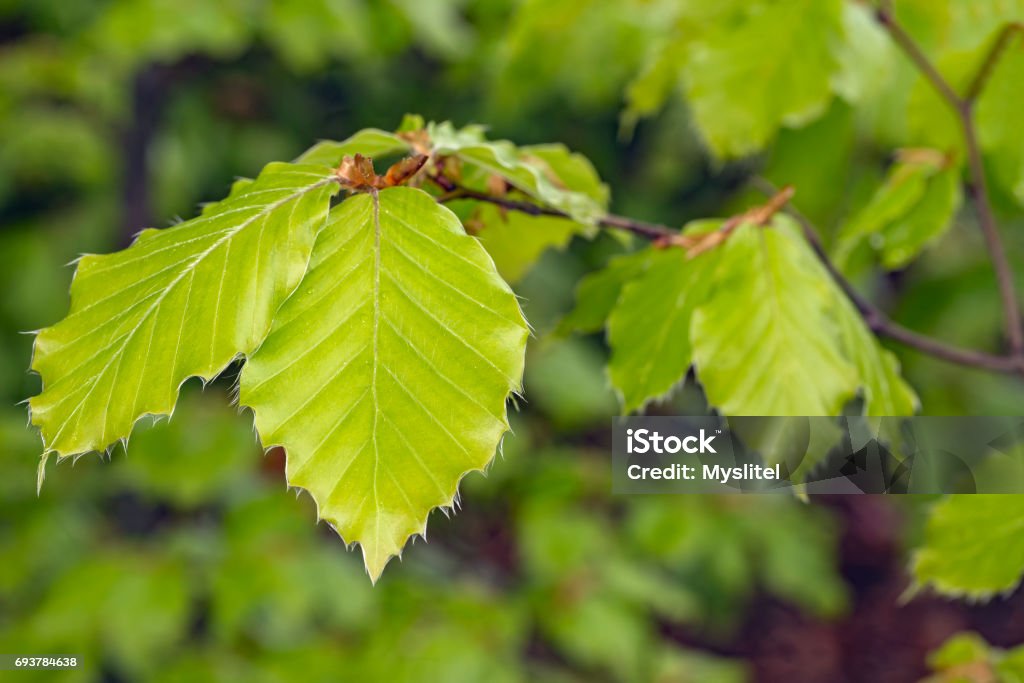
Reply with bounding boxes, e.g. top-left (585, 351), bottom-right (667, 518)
top-left (432, 179), bottom-right (676, 241)
top-left (875, 6), bottom-right (1024, 357)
